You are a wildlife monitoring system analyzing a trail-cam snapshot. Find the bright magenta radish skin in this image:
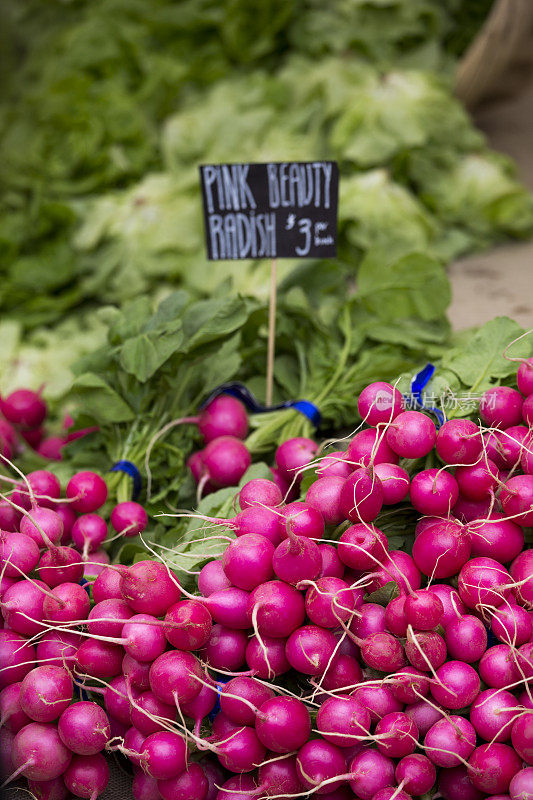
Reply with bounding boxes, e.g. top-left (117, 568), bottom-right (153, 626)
top-left (66, 471), bottom-right (108, 513)
top-left (38, 547), bottom-right (84, 588)
top-left (198, 560), bottom-right (231, 597)
top-left (338, 523), bottom-right (387, 570)
top-left (282, 501), bottom-right (324, 540)
top-left (216, 725), bottom-right (266, 773)
top-left (348, 749), bottom-right (396, 800)
top-left (318, 543), bottom-right (345, 579)
top-left (390, 667), bottom-right (430, 705)
top-left (431, 661), bottom-right (480, 710)
top-left (20, 507), bottom-right (63, 547)
top-left (376, 711), bottom-right (418, 758)
top-left (222, 534), bottom-right (274, 590)
top-left (140, 731), bottom-right (187, 780)
top-left (110, 501), bottom-right (148, 538)
top-left (245, 634), bottom-right (291, 678)
top-left (58, 701), bottom-right (111, 755)
top-left (405, 590), bottom-right (443, 630)
top-left (232, 506), bottom-right (283, 545)
top-left (305, 577), bottom-right (357, 627)
top-left (385, 595), bottom-right (408, 637)
top-left (296, 739), bottom-right (347, 795)
top-left (322, 653), bottom-right (363, 692)
top-left (198, 395), bottom-right (248, 443)
top-left (12, 722), bottom-right (72, 781)
top-left (396, 754), bottom-right (436, 796)
top-left (203, 587), bottom-right (250, 629)
top-left (238, 478), bottom-right (282, 510)
top-left (2, 579), bottom-right (47, 636)
top-left (92, 565), bottom-right (127, 604)
top-left (257, 756), bottom-right (301, 798)
top-left (518, 357), bottom-right (533, 395)
top-left (480, 387), bottom-right (524, 429)
top-left (0, 682), bottom-right (30, 733)
top-left (130, 691), bottom-right (177, 736)
top-left (157, 762), bottom-right (208, 800)
top-left (256, 696), bottom-right (311, 753)
top-left (445, 615), bottom-right (487, 662)
top-left (275, 437), bottom-right (317, 481)
top-left (202, 435), bottom-right (251, 488)
top-left (305, 475), bottom-right (346, 526)
top-left (350, 603), bottom-right (386, 639)
top-left (36, 631), bottom-right (80, 666)
top-left (458, 558), bottom-right (511, 610)
top-left (479, 644), bottom-right (522, 689)
top-left (19, 666), bottom-right (72, 723)
top-left (409, 468), bottom-right (459, 516)
top-left (405, 630), bottom-right (446, 672)
top-left (427, 584), bottom-right (466, 626)
top-left (492, 604), bottom-right (532, 645)
top-left (0, 531), bottom-right (39, 578)
top-left (353, 684), bottom-right (402, 724)
top-left (104, 675), bottom-right (139, 725)
top-left (511, 549), bottom-right (533, 608)
top-left (72, 514), bottom-right (108, 554)
top-left (63, 753), bottom-right (109, 799)
top-left (359, 631), bottom-right (407, 672)
top-left (76, 640), bottom-right (124, 679)
top-left (347, 428), bottom-right (399, 468)
top-left (219, 677), bottom-right (274, 726)
top-left (424, 716), bottom-right (476, 767)
top-left (386, 411), bottom-right (436, 459)
top-left (509, 767), bottom-right (533, 800)
top-left (164, 600), bottom-right (212, 650)
top-left (247, 580), bottom-right (305, 637)
top-left (317, 695), bottom-right (370, 747)
top-left (412, 519), bottom-right (470, 579)
top-left (455, 459), bottom-right (499, 500)
top-left (470, 689), bottom-right (518, 743)
top-left (87, 598), bottom-right (133, 638)
top-left (122, 614), bottom-right (167, 662)
top-left (285, 625), bottom-right (337, 675)
top-left (339, 467), bottom-right (383, 523)
top-left (201, 624), bottom-right (247, 671)
top-left (317, 450), bottom-right (352, 479)
top-left (357, 381), bottom-right (403, 426)
top-left (1, 389), bottom-right (47, 429)
top-left (43, 581), bottom-right (91, 624)
top-left (120, 560), bottom-right (180, 616)
top-left (436, 419), bottom-right (482, 465)
top-left (468, 515), bottom-right (524, 563)
top-left (367, 550), bottom-right (422, 595)
top-left (405, 700), bottom-right (445, 736)
top-left (500, 475), bottom-right (533, 526)
top-left (468, 744), bottom-right (522, 794)
top-left (511, 712), bottom-right (533, 764)
top-left (374, 463), bottom-right (410, 504)
top-left (149, 649), bottom-right (202, 706)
